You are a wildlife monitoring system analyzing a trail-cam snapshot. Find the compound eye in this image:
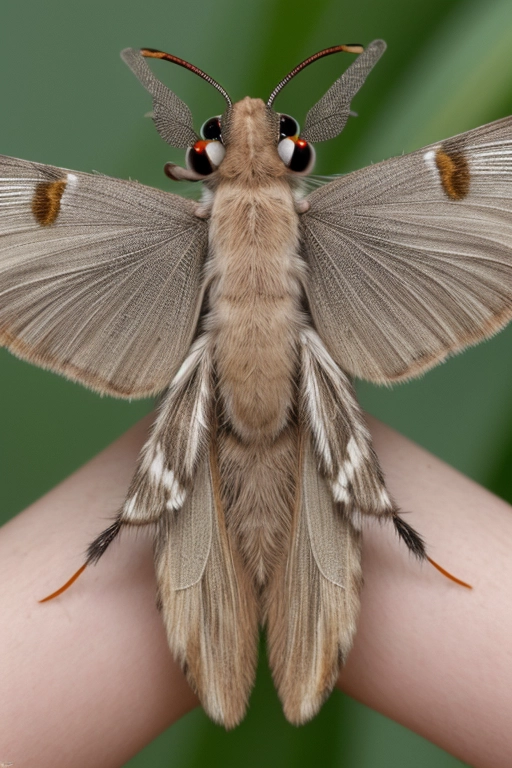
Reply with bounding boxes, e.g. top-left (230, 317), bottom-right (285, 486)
top-left (201, 116), bottom-right (223, 141)
top-left (277, 137), bottom-right (315, 174)
top-left (279, 114), bottom-right (299, 139)
top-left (186, 139), bottom-right (226, 176)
